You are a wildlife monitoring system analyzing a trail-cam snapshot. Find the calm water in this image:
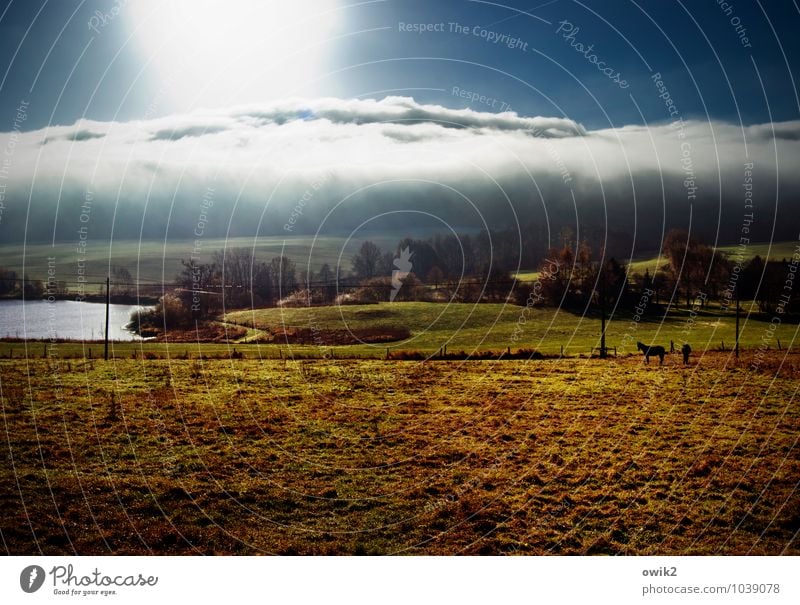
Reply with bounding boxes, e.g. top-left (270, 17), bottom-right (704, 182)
top-left (0, 299), bottom-right (151, 341)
